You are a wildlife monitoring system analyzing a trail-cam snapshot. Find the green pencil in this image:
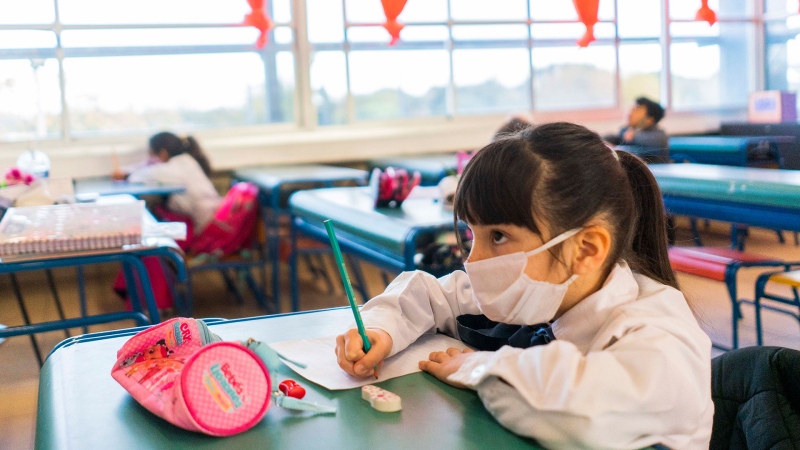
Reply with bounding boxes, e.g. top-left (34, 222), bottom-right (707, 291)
top-left (324, 219), bottom-right (378, 379)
